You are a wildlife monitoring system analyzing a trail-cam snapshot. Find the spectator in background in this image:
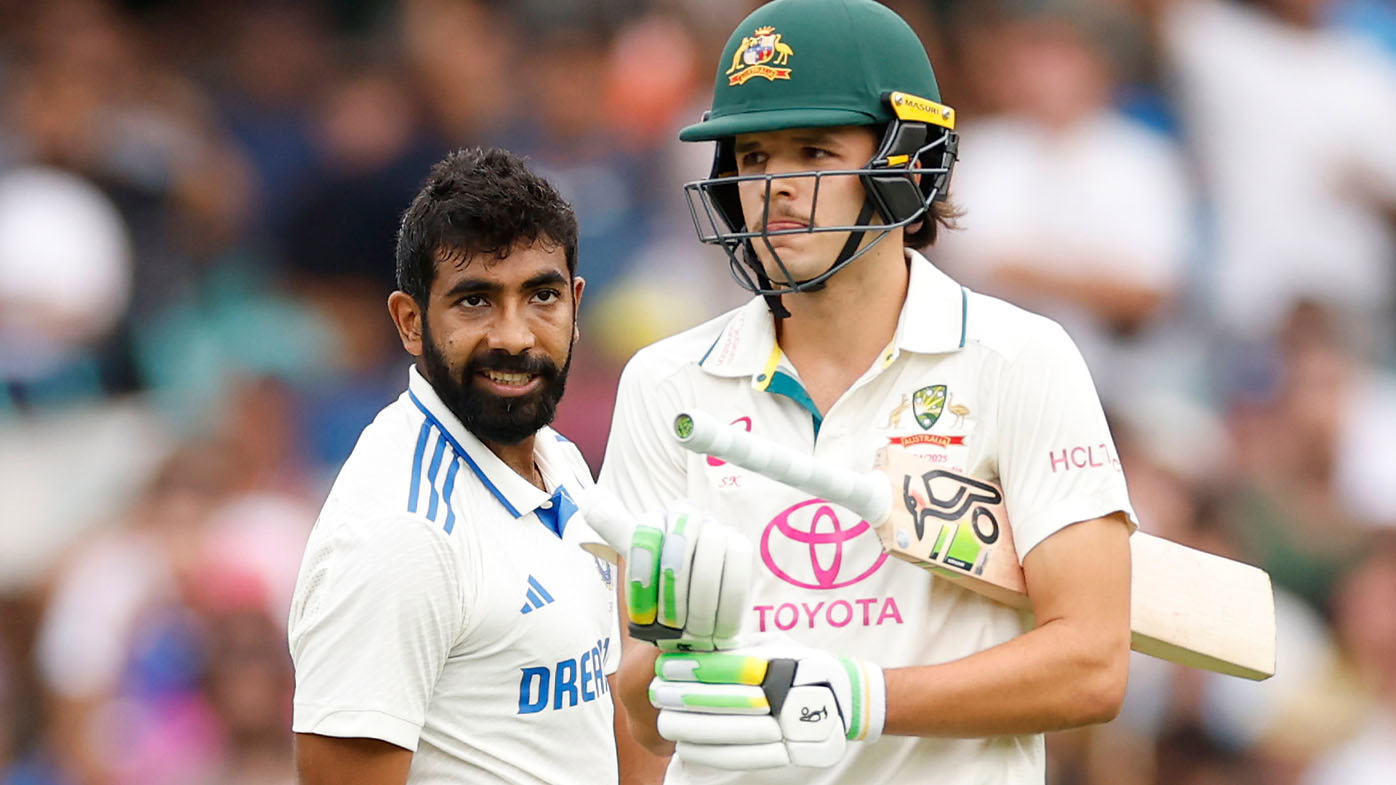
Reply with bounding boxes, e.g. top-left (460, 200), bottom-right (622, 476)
top-left (0, 167), bottom-right (132, 413)
top-left (1223, 301), bottom-right (1395, 612)
top-left (1143, 0), bottom-right (1396, 358)
top-left (33, 443), bottom-right (312, 785)
top-left (3, 0), bottom-right (255, 318)
top-left (1300, 536), bottom-right (1396, 784)
top-left (212, 1), bottom-right (329, 244)
top-left (937, 0), bottom-right (1194, 406)
top-left (400, 0), bottom-right (518, 145)
top-left (197, 603), bottom-right (296, 785)
top-left (35, 445), bottom-right (233, 785)
top-left (500, 17), bottom-right (661, 303)
top-left (280, 57), bottom-right (447, 470)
